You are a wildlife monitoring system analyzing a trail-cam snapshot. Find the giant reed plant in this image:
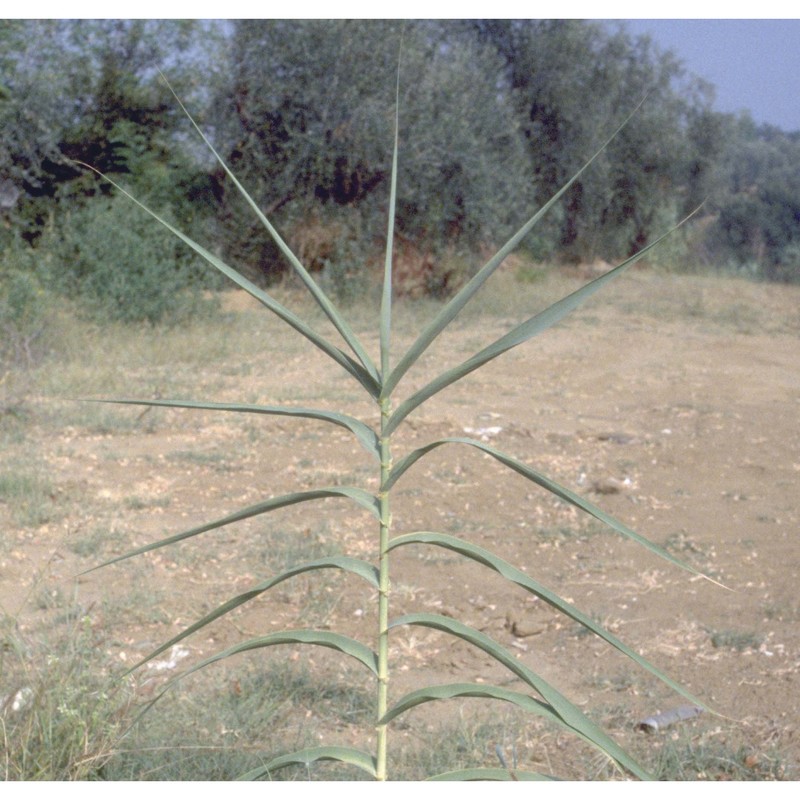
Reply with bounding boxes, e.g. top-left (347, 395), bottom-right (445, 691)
top-left (82, 70), bottom-right (713, 781)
